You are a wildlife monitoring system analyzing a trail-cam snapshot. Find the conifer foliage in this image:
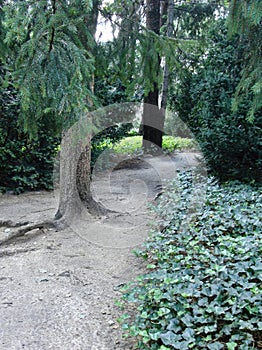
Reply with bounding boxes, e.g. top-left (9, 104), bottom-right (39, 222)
top-left (228, 0), bottom-right (262, 119)
top-left (3, 0), bottom-right (95, 136)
